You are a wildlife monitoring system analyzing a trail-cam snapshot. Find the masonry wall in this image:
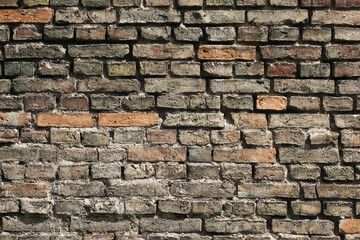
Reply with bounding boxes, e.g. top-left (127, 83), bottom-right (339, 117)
top-left (0, 0), bottom-right (360, 239)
